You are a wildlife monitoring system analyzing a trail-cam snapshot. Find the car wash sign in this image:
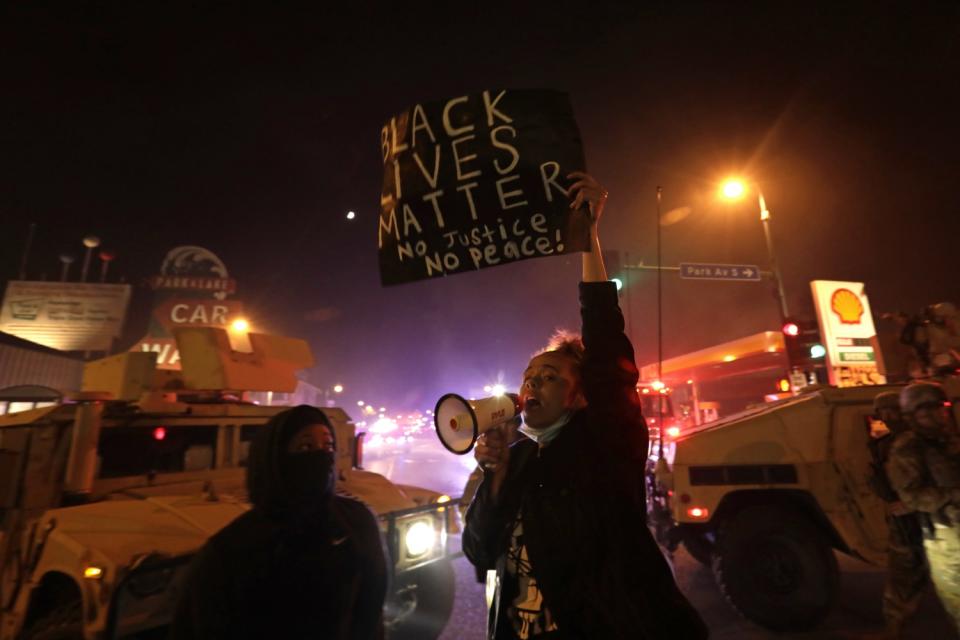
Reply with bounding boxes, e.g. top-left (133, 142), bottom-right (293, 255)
top-left (811, 280), bottom-right (886, 387)
top-left (378, 89), bottom-right (591, 286)
top-left (132, 246), bottom-right (244, 369)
